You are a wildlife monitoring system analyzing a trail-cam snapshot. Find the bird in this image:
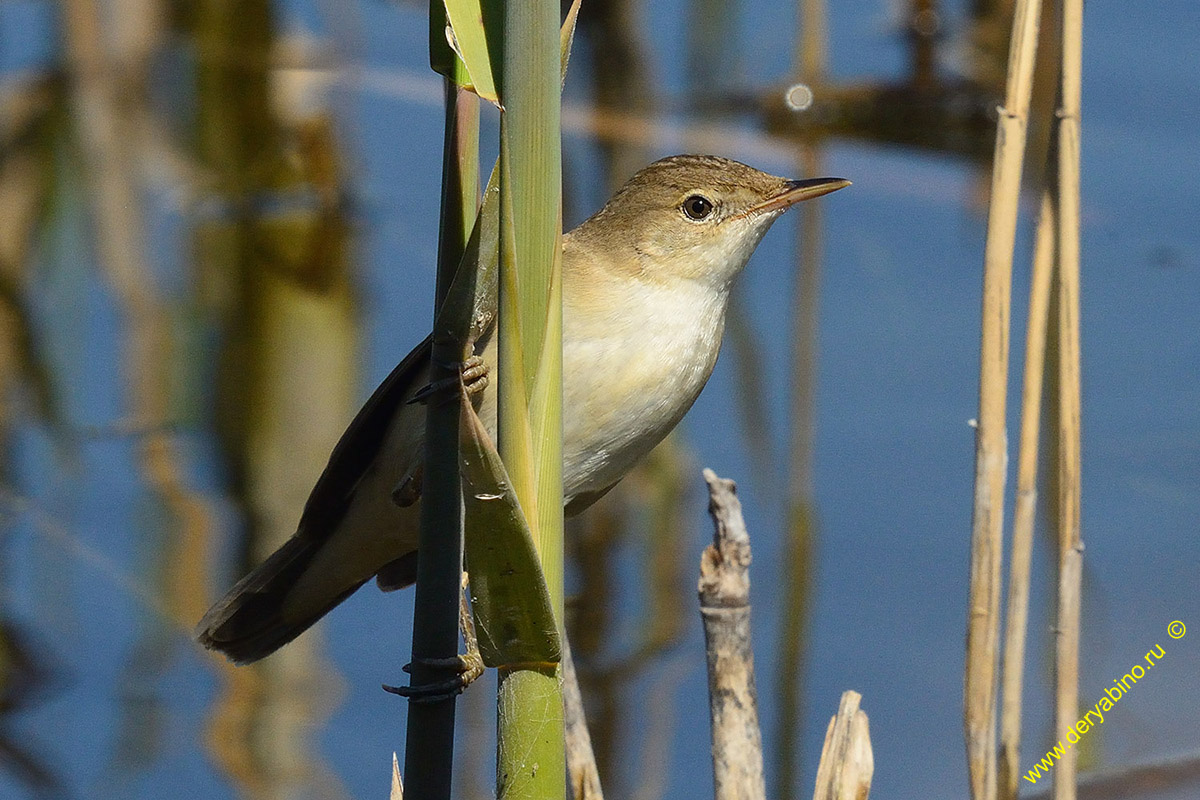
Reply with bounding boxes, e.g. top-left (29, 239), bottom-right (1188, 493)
top-left (197, 154), bottom-right (850, 664)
